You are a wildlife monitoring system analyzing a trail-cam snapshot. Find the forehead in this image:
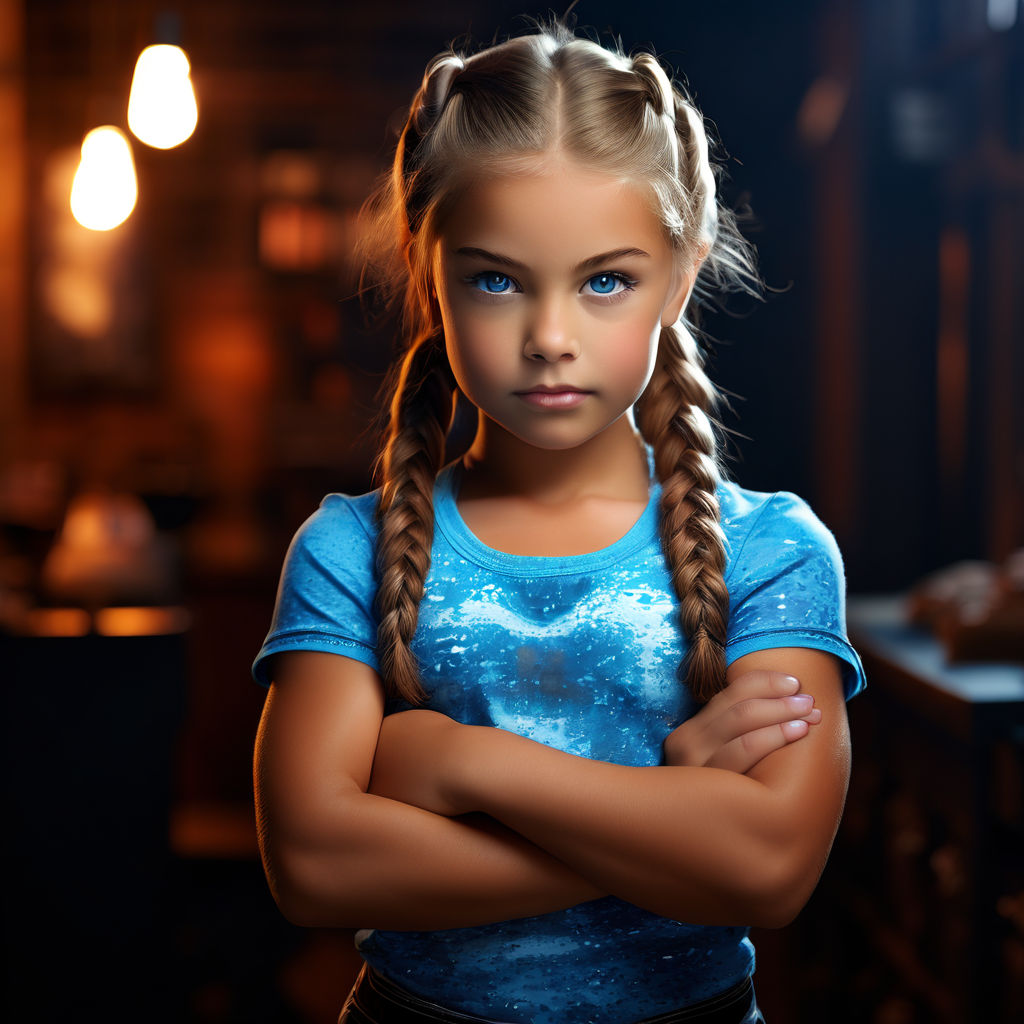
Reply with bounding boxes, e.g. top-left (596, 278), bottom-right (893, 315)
top-left (437, 159), bottom-right (674, 267)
